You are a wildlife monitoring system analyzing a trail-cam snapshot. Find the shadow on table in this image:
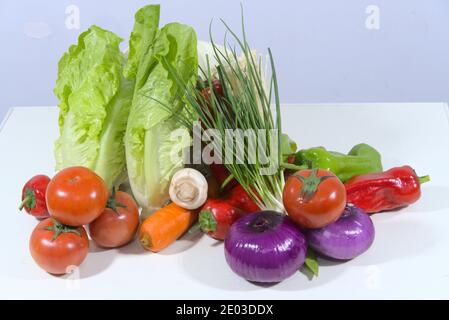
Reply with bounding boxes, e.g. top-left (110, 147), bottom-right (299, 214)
top-left (181, 240), bottom-right (346, 292)
top-left (351, 219), bottom-right (436, 266)
top-left (158, 231), bottom-right (204, 255)
top-left (117, 238), bottom-right (146, 255)
top-left (407, 185), bottom-right (449, 213)
top-left (77, 240), bottom-right (117, 279)
top-left (181, 238), bottom-right (260, 292)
